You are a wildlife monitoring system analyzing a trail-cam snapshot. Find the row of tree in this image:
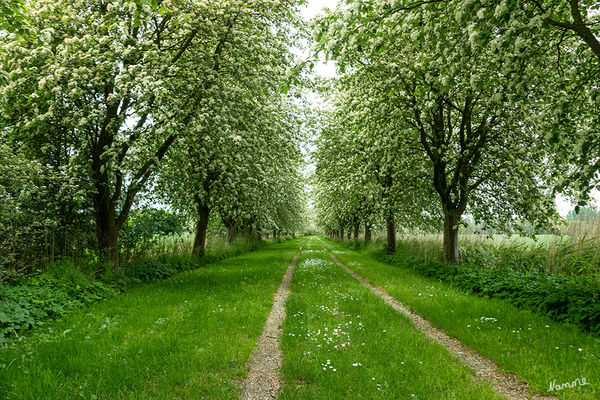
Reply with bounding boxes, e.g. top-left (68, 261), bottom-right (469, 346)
top-left (312, 0), bottom-right (599, 262)
top-left (0, 0), bottom-right (308, 271)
